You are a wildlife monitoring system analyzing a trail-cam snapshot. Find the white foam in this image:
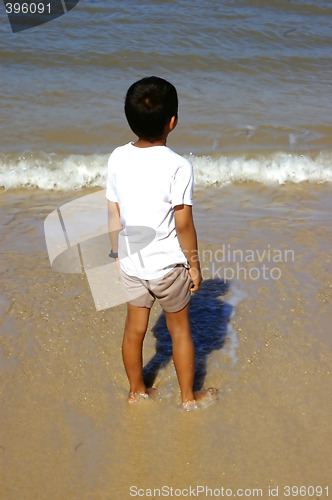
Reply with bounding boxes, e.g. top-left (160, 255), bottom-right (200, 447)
top-left (226, 279), bottom-right (248, 309)
top-left (0, 152), bottom-right (108, 191)
top-left (189, 151), bottom-right (332, 186)
top-left (222, 280), bottom-right (247, 366)
top-left (1, 151), bottom-right (331, 190)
